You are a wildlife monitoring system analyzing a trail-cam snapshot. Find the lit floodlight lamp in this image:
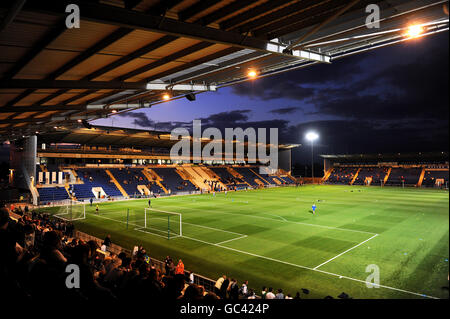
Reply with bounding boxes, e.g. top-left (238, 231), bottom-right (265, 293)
top-left (405, 24), bottom-right (424, 38)
top-left (306, 132), bottom-right (319, 141)
top-left (162, 93), bottom-right (171, 100)
top-left (247, 69), bottom-right (258, 79)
